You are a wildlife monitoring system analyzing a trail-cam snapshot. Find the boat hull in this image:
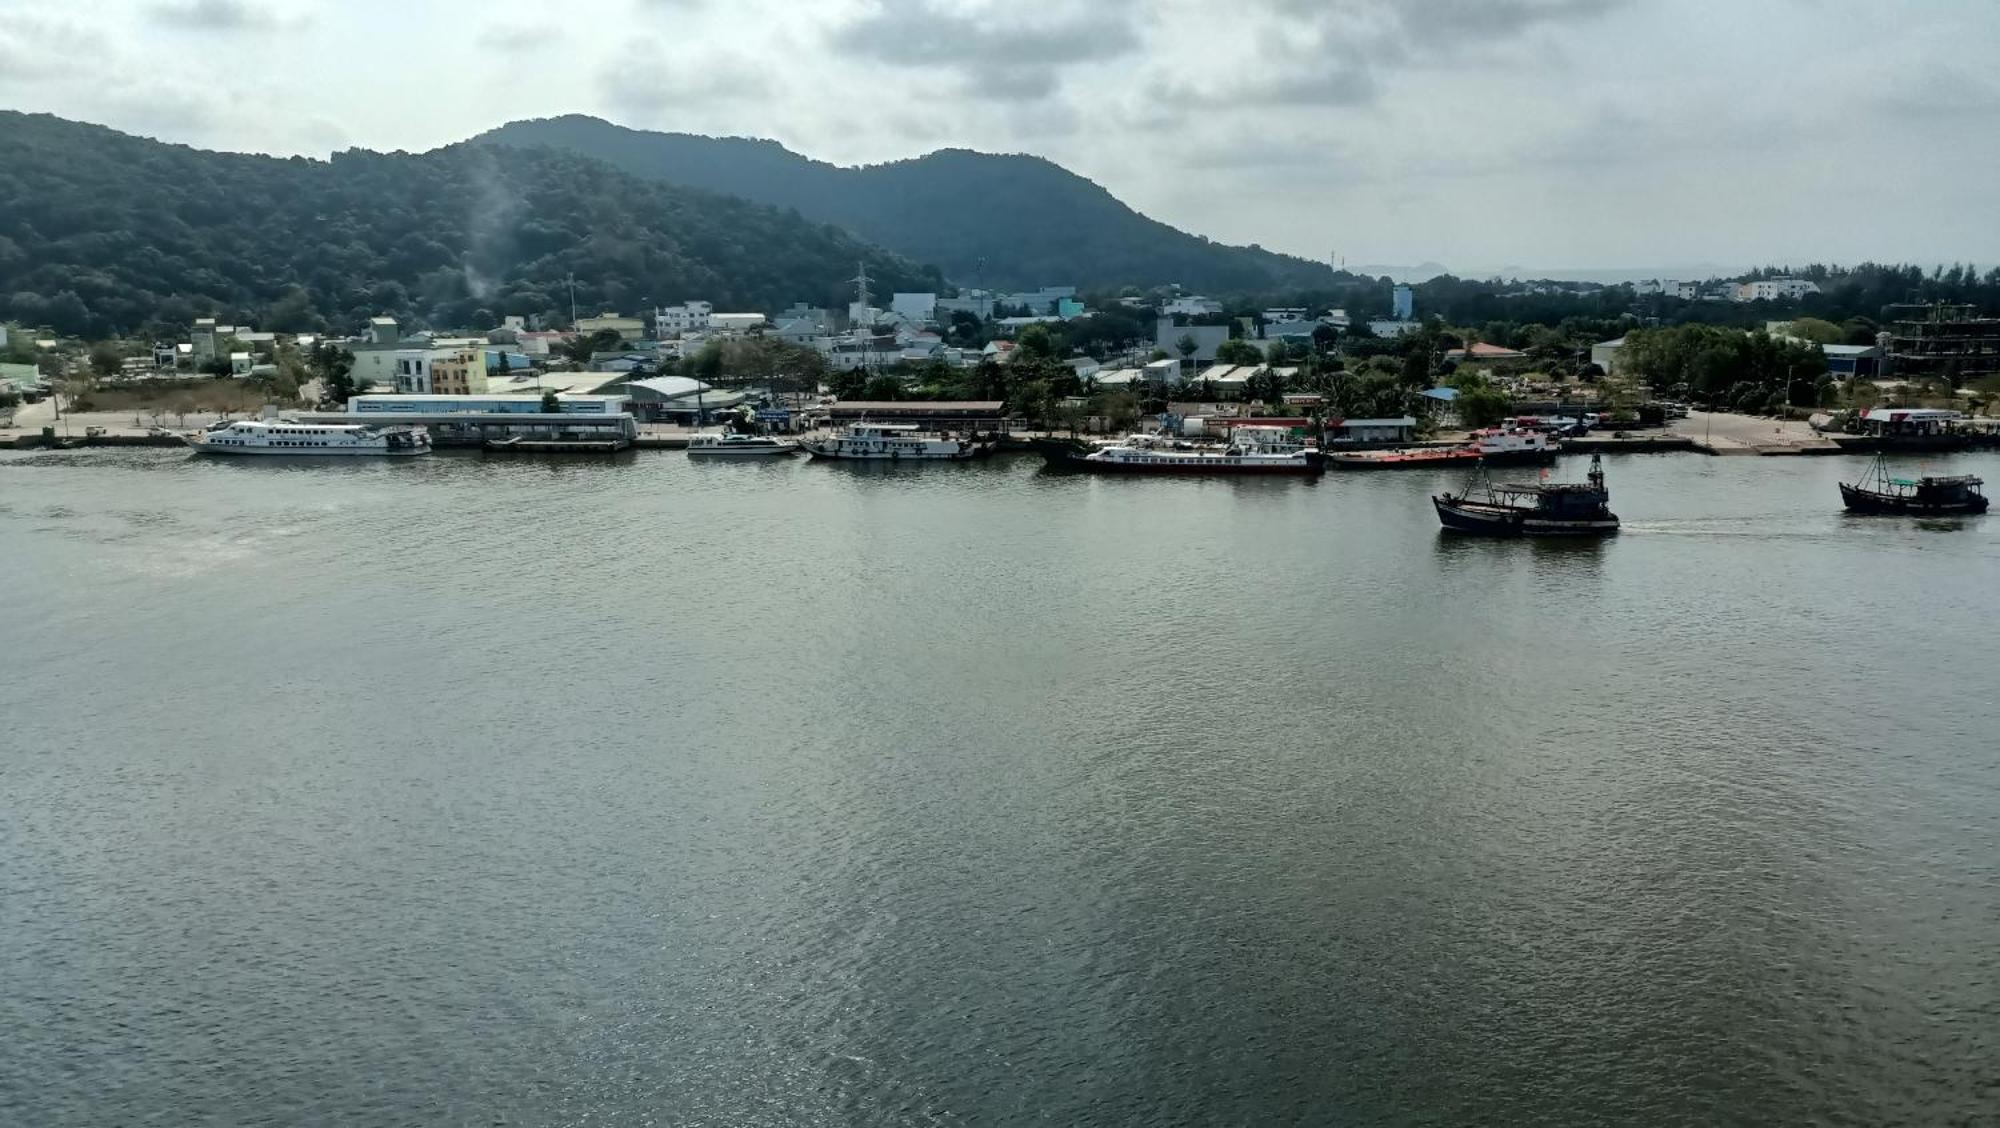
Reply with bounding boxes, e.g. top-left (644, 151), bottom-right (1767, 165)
top-left (1839, 483), bottom-right (1989, 515)
top-left (687, 445), bottom-right (797, 457)
top-left (803, 445), bottom-right (986, 461)
top-left (1433, 496), bottom-right (1620, 536)
top-left (188, 442), bottom-right (429, 457)
top-left (1479, 448), bottom-right (1561, 467)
